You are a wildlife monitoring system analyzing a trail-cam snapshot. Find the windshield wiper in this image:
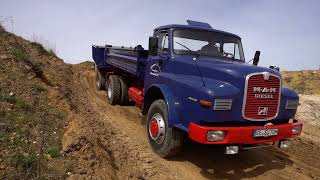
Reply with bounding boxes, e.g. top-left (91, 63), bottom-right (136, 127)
top-left (174, 41), bottom-right (200, 57)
